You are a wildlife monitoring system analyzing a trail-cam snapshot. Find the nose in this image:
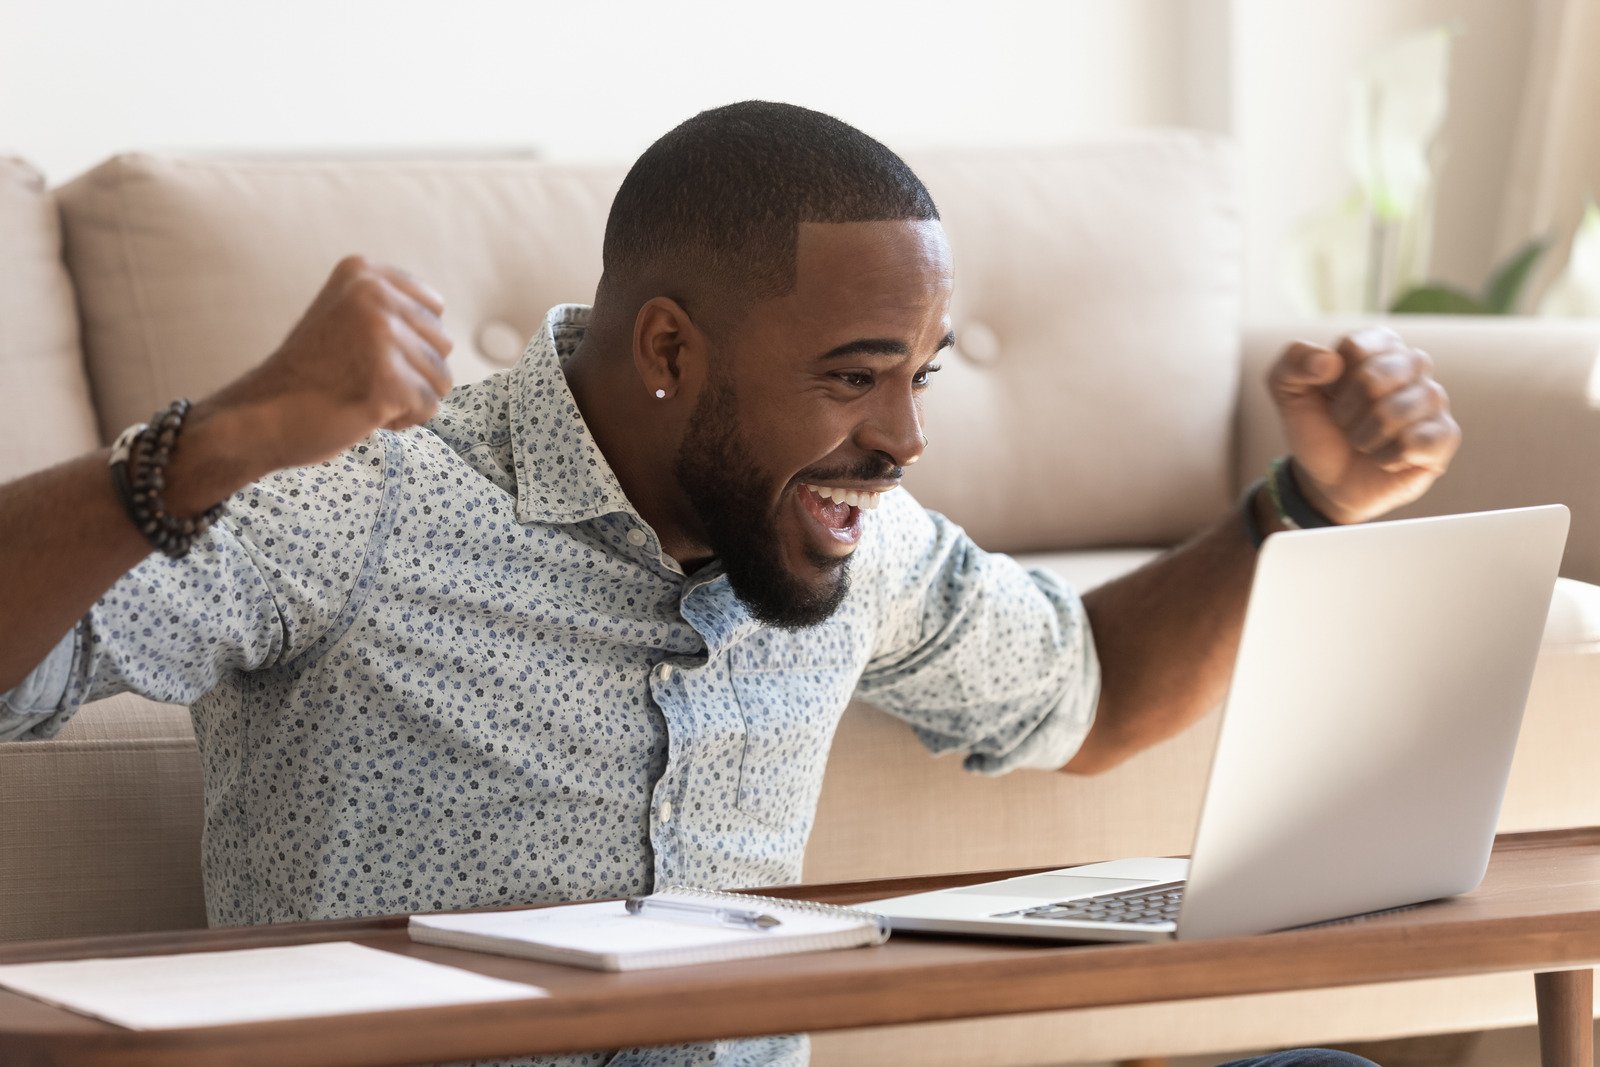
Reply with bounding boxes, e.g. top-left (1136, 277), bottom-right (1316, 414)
top-left (855, 388), bottom-right (928, 468)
